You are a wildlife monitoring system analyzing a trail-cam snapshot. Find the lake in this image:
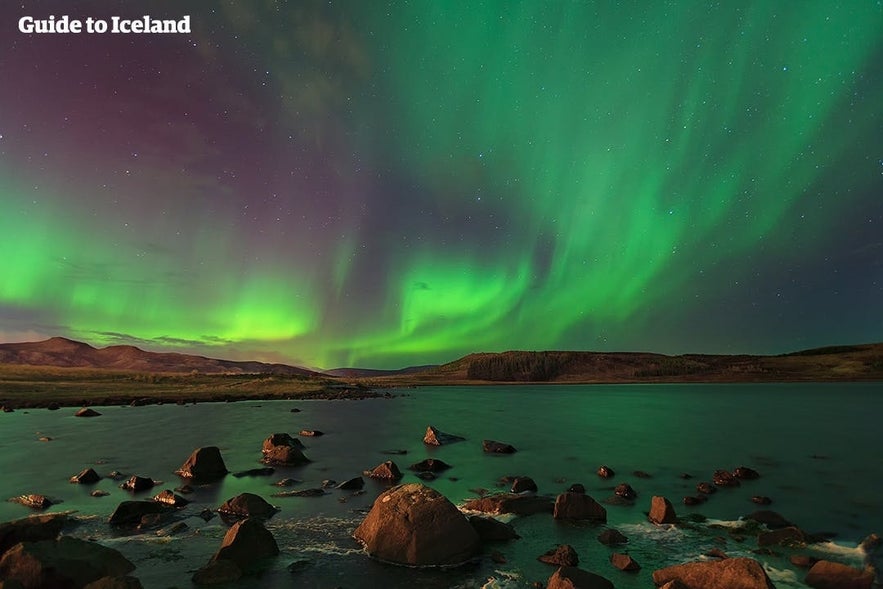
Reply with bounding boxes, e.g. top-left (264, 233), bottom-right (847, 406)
top-left (1, 383), bottom-right (880, 588)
